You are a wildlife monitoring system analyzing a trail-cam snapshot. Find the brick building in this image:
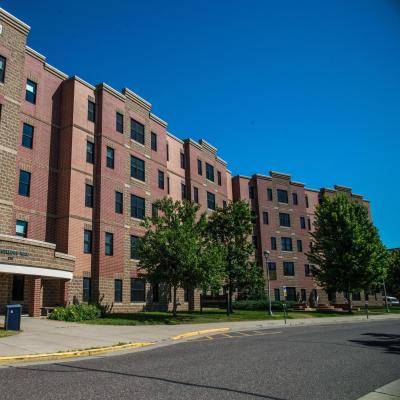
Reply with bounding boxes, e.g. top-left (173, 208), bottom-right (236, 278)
top-left (0, 8), bottom-right (382, 316)
top-left (232, 172), bottom-right (380, 307)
